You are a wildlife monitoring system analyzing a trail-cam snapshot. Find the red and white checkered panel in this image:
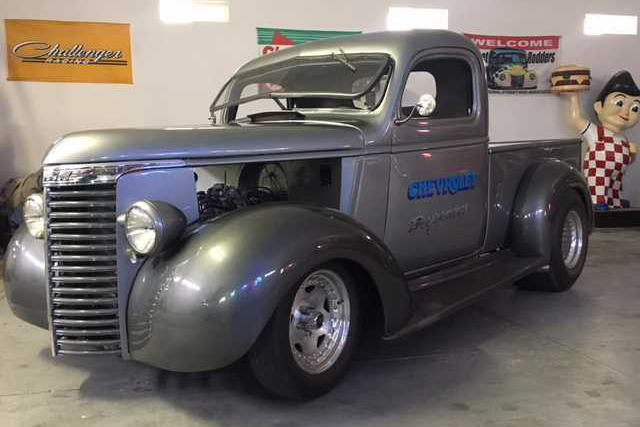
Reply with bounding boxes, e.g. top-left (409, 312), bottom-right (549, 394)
top-left (582, 125), bottom-right (631, 207)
